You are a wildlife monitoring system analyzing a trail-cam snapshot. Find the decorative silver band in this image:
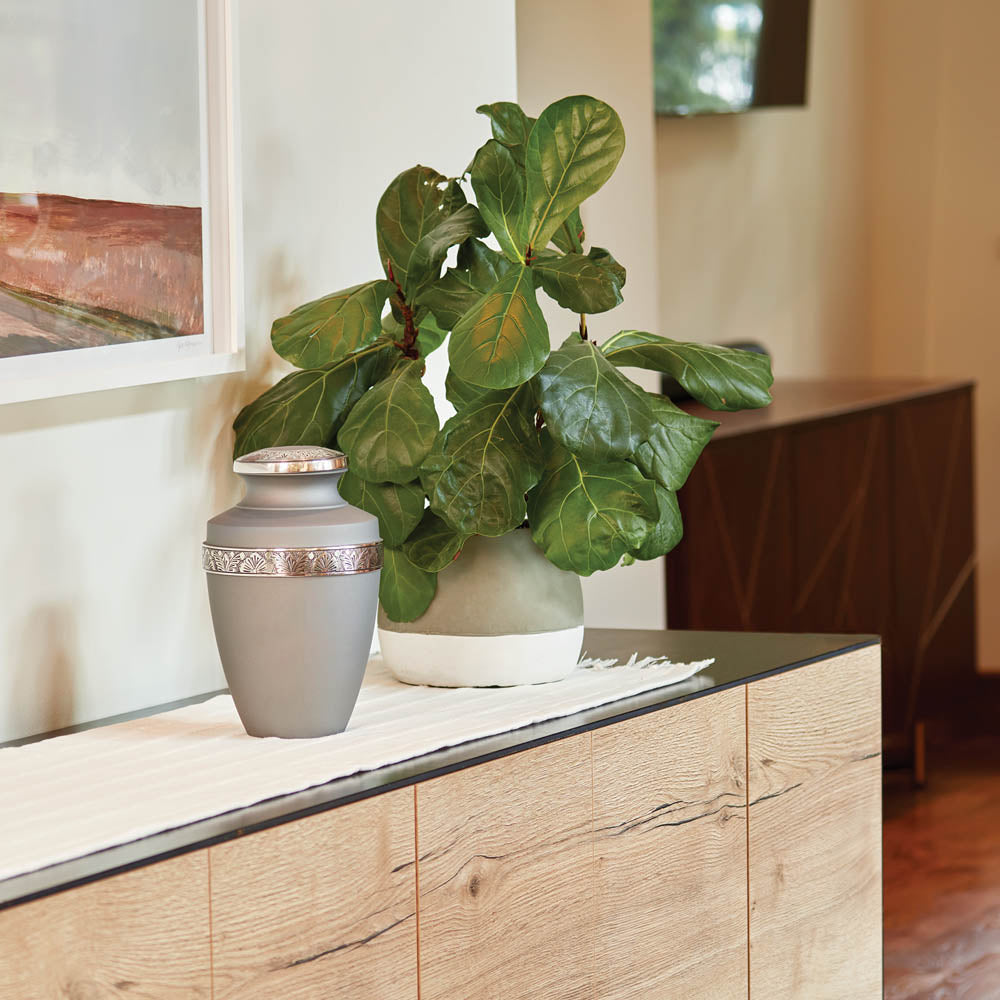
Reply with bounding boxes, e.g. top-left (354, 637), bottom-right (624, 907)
top-left (202, 541), bottom-right (383, 577)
